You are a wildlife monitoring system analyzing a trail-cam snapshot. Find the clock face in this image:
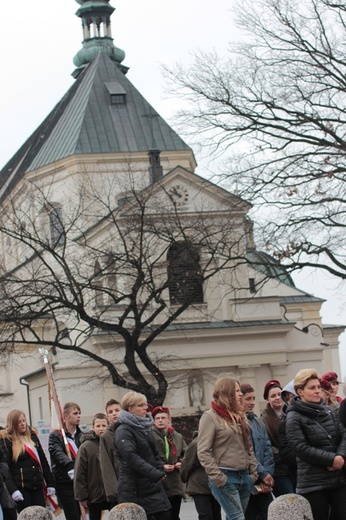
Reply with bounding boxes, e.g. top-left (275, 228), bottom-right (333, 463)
top-left (168, 184), bottom-right (189, 206)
